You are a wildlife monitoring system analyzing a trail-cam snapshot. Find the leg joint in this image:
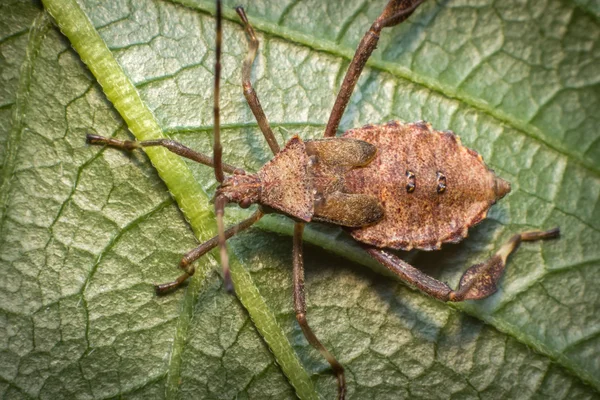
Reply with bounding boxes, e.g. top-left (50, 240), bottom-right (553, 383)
top-left (179, 259), bottom-right (196, 276)
top-left (448, 292), bottom-right (461, 302)
top-left (295, 312), bottom-right (307, 325)
top-left (243, 84), bottom-right (254, 95)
